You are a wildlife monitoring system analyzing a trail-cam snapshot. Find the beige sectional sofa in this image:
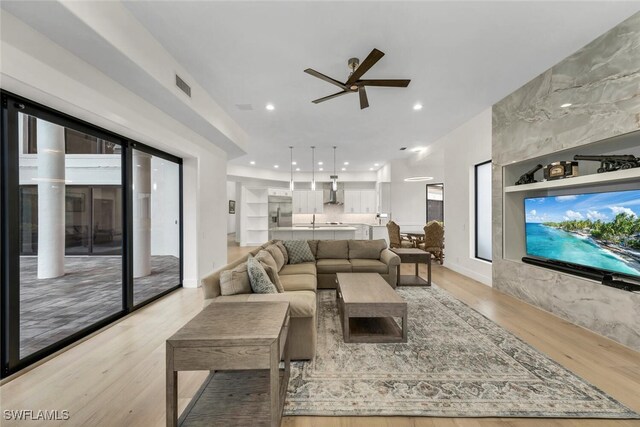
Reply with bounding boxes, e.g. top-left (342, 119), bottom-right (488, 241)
top-left (201, 239), bottom-right (400, 360)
